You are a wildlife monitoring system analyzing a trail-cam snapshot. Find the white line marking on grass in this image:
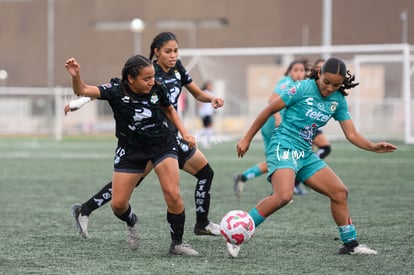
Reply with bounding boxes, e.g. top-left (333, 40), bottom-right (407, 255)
top-left (2, 152), bottom-right (111, 159)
